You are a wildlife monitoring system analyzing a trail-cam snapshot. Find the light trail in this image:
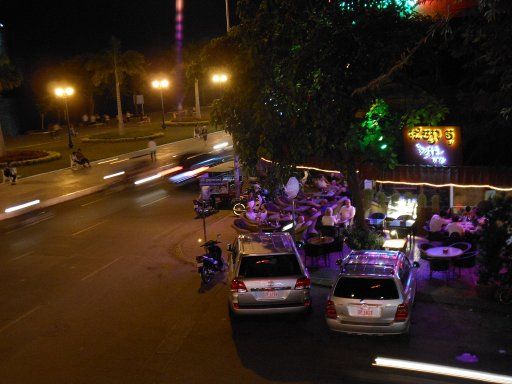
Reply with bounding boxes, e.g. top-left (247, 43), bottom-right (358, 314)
top-left (5, 200), bottom-right (41, 213)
